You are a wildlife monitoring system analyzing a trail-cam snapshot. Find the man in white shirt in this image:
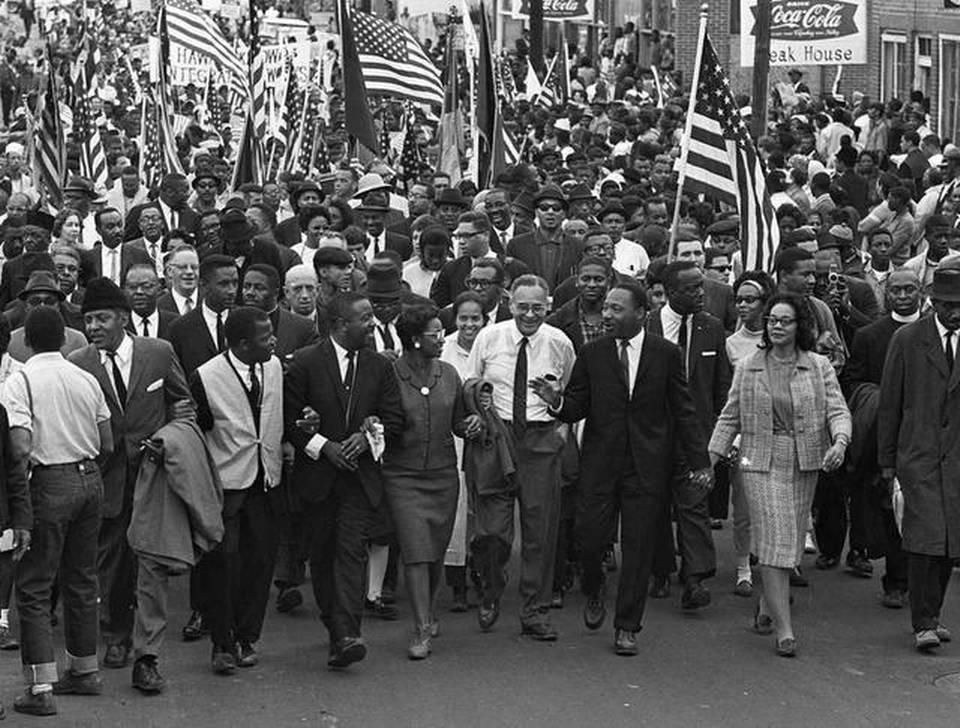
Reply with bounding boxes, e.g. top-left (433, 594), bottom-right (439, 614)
top-left (598, 201), bottom-right (649, 279)
top-left (157, 246), bottom-right (201, 316)
top-left (402, 227), bottom-right (449, 298)
top-left (105, 167), bottom-right (148, 219)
